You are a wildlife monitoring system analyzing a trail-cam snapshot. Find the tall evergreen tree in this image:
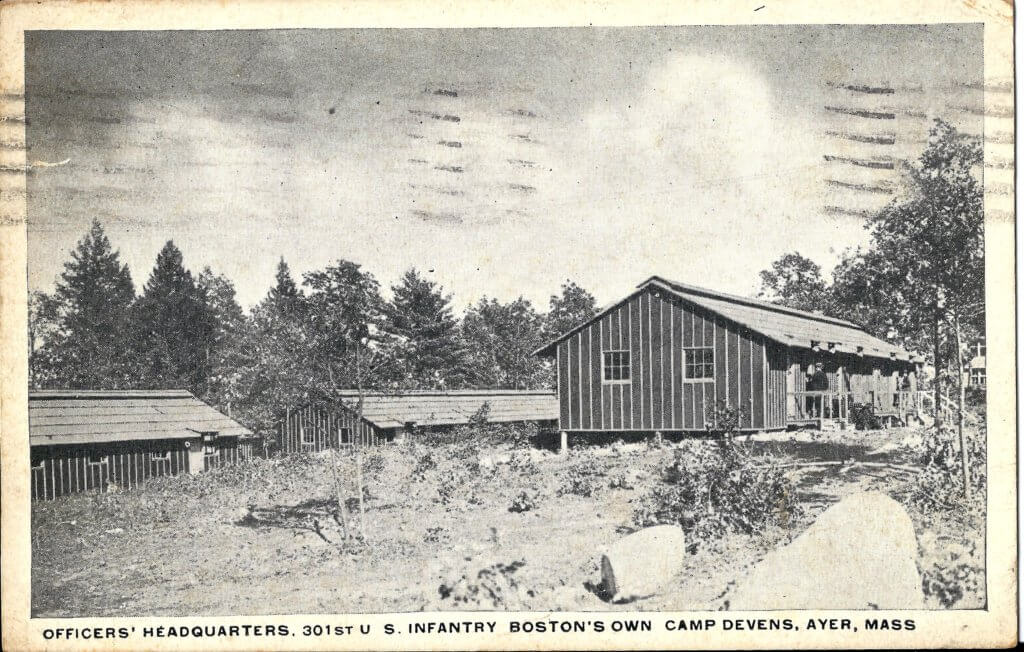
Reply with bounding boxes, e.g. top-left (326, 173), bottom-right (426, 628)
top-left (232, 258), bottom-right (310, 435)
top-left (267, 257), bottom-right (303, 317)
top-left (36, 220), bottom-right (137, 388)
top-left (384, 268), bottom-right (467, 388)
top-left (132, 241), bottom-right (216, 394)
